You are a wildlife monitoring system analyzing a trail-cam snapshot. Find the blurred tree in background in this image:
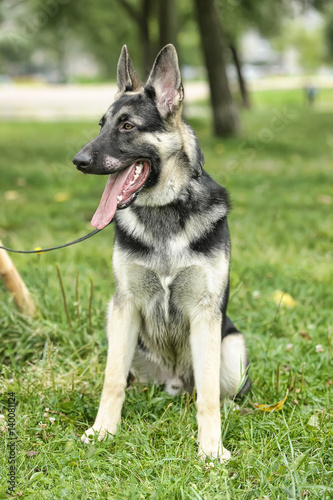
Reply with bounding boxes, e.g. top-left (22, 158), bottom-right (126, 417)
top-left (194, 0), bottom-right (240, 137)
top-left (0, 0), bottom-right (332, 137)
top-left (220, 0), bottom-right (293, 109)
